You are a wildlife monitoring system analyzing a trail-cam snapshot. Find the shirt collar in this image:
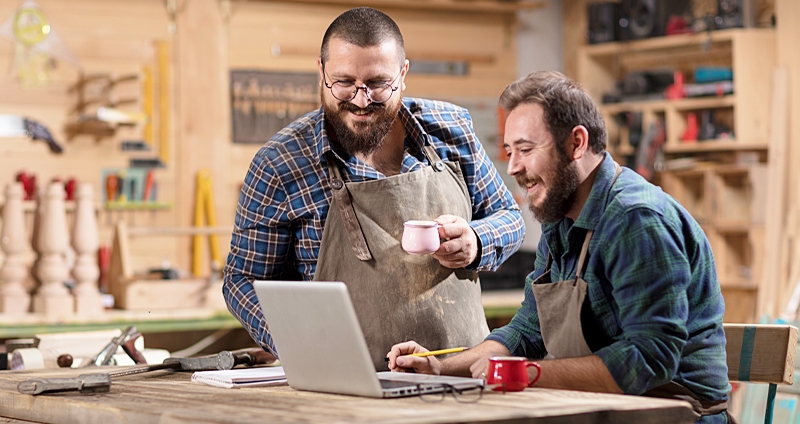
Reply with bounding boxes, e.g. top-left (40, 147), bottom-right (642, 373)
top-left (313, 99), bottom-right (427, 166)
top-left (573, 152), bottom-right (616, 230)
